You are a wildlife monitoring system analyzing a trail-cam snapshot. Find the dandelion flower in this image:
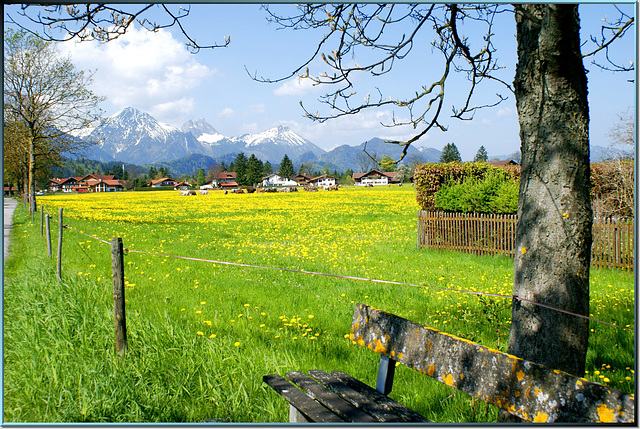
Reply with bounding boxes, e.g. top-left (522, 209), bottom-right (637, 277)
top-left (308, 315), bottom-right (314, 319)
top-left (210, 334), bottom-right (216, 339)
top-left (200, 301), bottom-right (206, 305)
top-left (197, 331), bottom-right (204, 336)
top-left (234, 342), bottom-right (240, 347)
